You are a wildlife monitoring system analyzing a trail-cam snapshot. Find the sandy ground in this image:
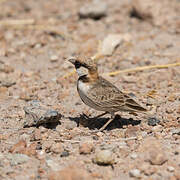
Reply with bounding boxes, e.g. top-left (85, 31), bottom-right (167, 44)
top-left (0, 0), bottom-right (180, 179)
